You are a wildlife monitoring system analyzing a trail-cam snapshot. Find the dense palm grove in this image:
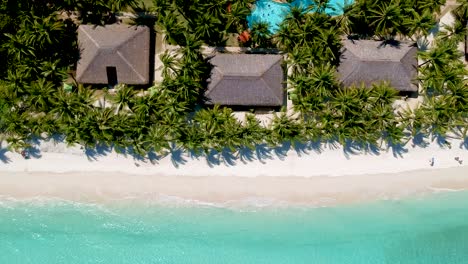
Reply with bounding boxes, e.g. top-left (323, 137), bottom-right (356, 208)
top-left (0, 0), bottom-right (467, 158)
